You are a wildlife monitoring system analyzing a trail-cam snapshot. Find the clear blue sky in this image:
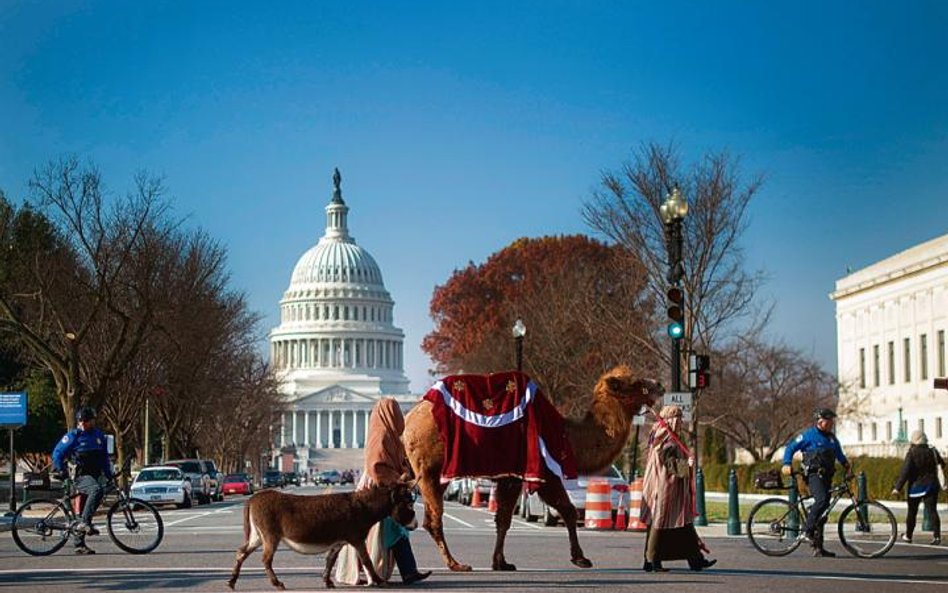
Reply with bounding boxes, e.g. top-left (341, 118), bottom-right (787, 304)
top-left (1, 1), bottom-right (946, 392)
